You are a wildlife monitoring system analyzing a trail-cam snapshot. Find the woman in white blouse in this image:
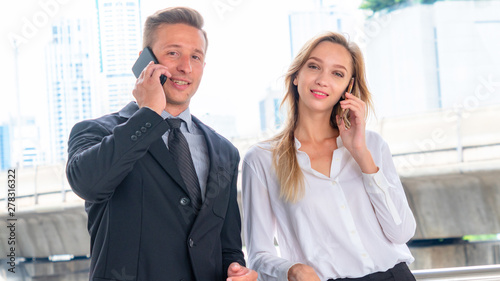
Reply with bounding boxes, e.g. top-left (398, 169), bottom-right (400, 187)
top-left (242, 32), bottom-right (417, 281)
